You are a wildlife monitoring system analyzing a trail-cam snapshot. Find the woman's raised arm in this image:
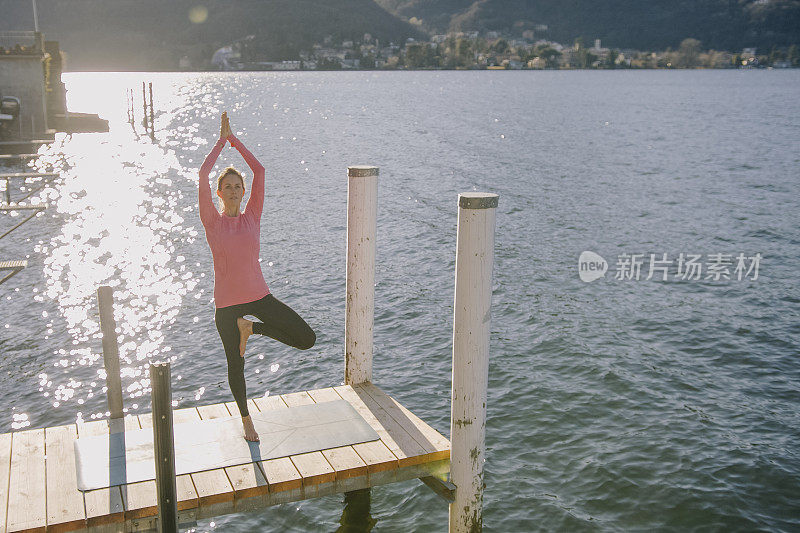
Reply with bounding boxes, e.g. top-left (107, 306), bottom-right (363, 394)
top-left (229, 133), bottom-right (265, 219)
top-left (198, 137), bottom-right (225, 227)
